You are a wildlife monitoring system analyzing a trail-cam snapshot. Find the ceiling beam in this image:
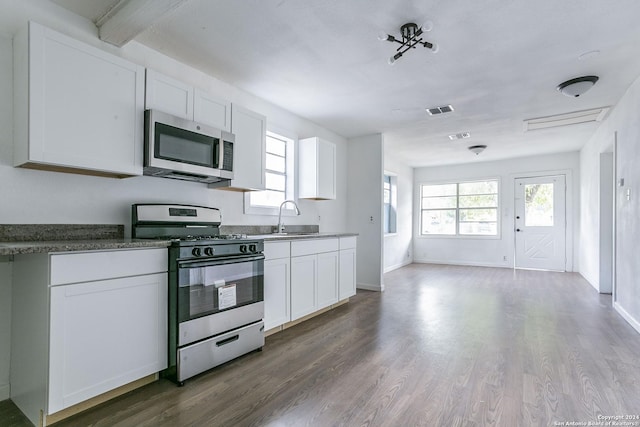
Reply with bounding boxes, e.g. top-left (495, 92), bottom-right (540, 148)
top-left (97, 0), bottom-right (192, 47)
